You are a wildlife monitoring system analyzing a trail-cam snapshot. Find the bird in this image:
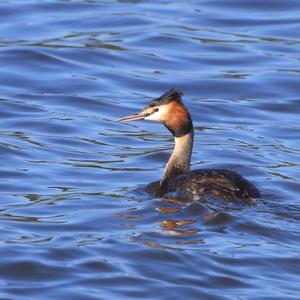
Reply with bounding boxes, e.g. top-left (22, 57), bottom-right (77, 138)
top-left (117, 89), bottom-right (260, 203)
